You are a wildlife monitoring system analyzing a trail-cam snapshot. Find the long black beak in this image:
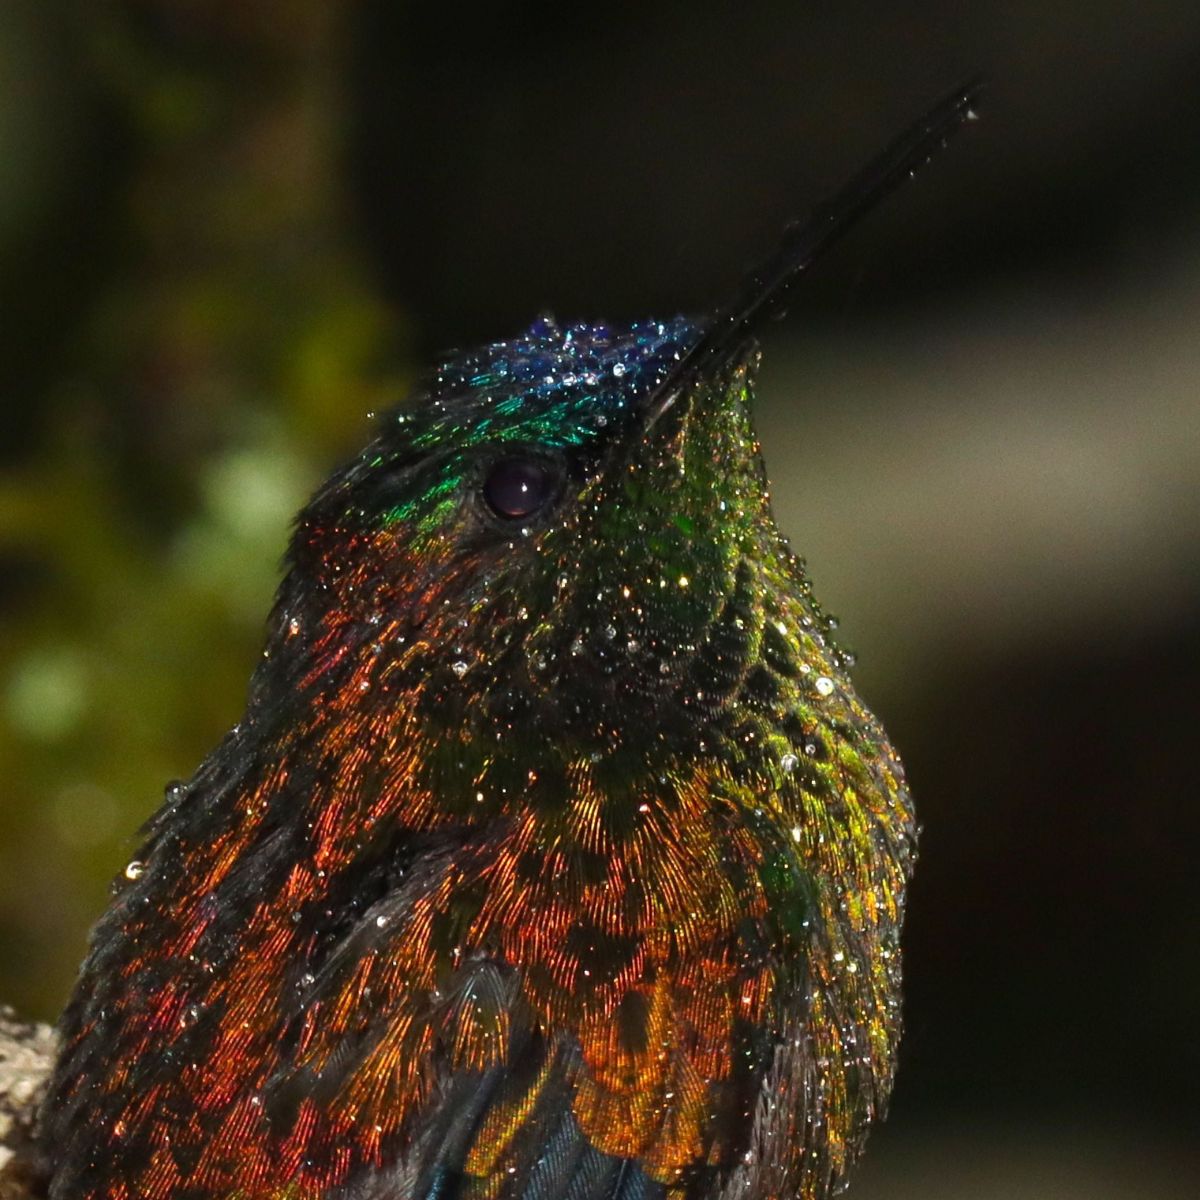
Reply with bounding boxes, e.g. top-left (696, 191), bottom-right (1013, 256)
top-left (646, 77), bottom-right (984, 424)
